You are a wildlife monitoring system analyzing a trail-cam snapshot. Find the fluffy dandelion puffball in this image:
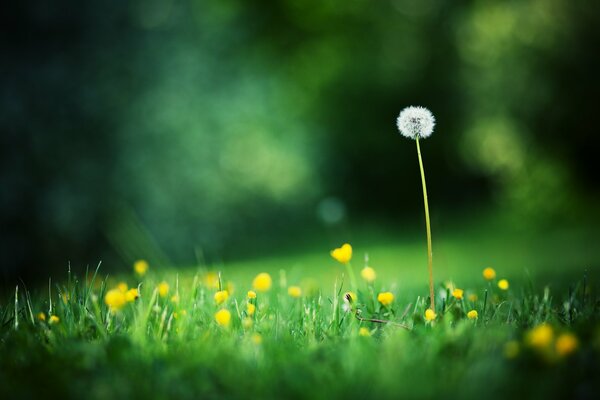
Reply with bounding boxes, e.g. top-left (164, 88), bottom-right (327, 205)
top-left (396, 106), bottom-right (435, 140)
